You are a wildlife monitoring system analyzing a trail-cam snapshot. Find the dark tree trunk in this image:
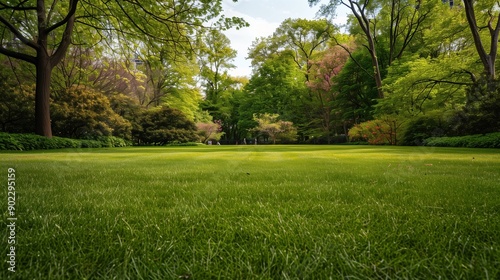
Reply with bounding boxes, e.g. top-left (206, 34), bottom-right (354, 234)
top-left (463, 0), bottom-right (499, 83)
top-left (348, 0), bottom-right (385, 99)
top-left (35, 53), bottom-right (53, 138)
top-left (368, 45), bottom-right (384, 99)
